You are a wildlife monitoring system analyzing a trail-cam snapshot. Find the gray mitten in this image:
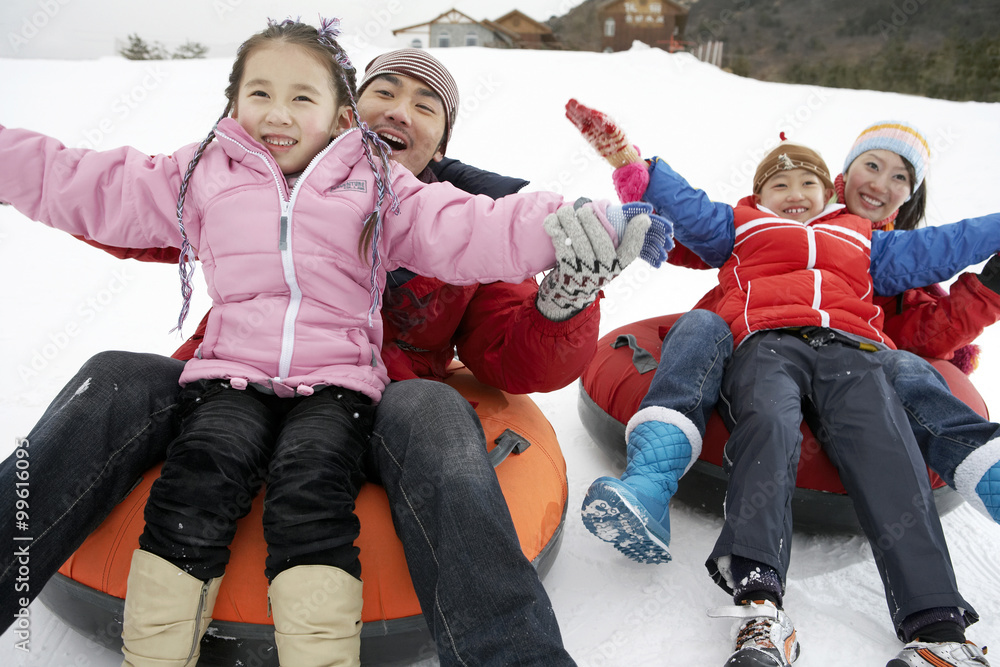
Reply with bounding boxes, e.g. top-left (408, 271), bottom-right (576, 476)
top-left (536, 203), bottom-right (651, 322)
